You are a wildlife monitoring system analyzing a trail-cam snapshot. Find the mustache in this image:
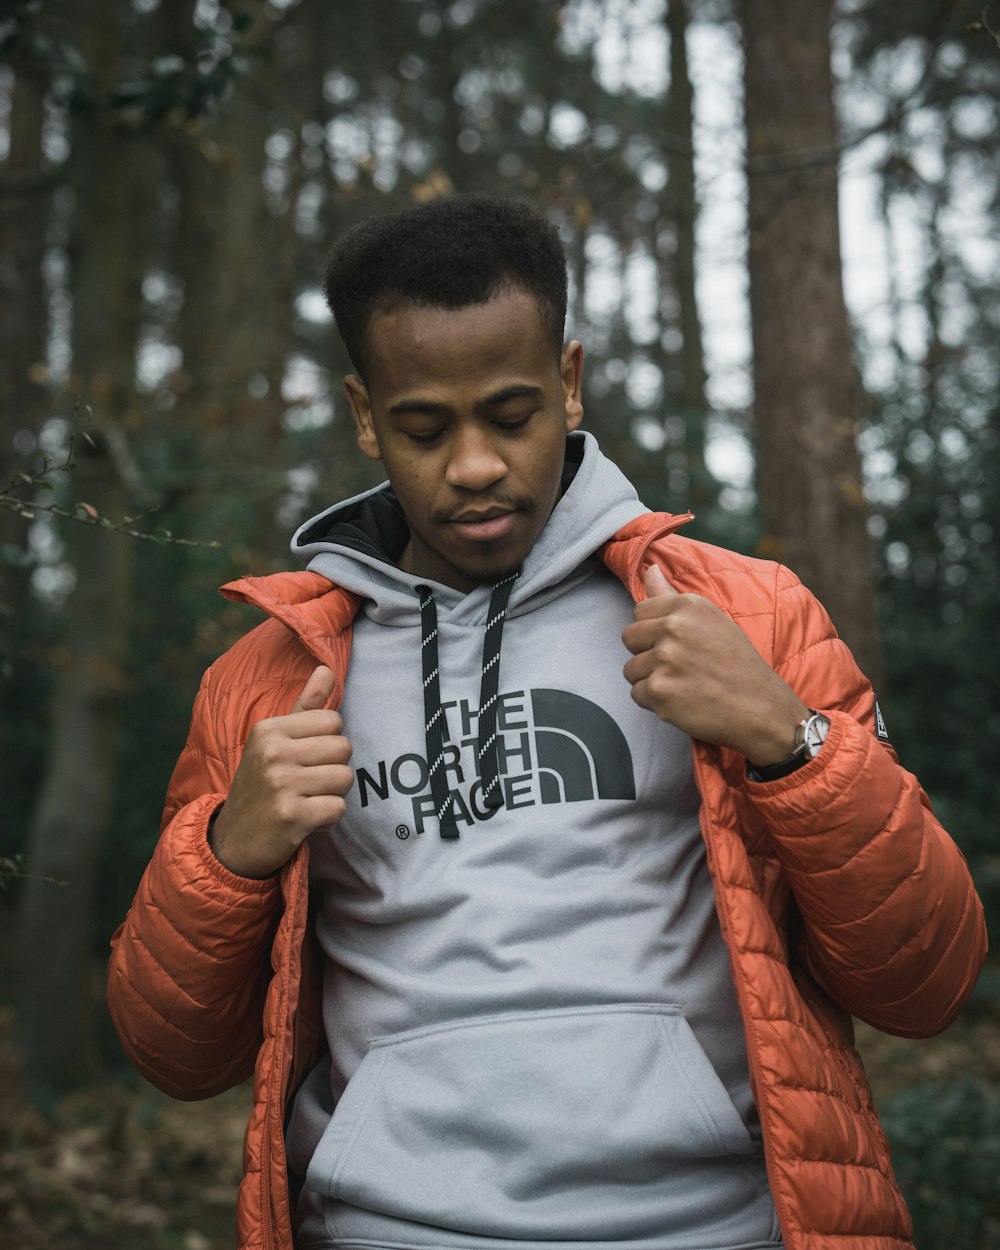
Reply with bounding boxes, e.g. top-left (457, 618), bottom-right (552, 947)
top-left (433, 494), bottom-right (533, 524)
